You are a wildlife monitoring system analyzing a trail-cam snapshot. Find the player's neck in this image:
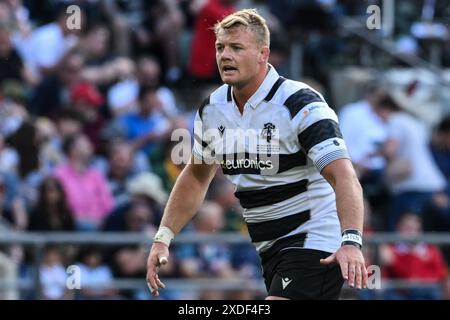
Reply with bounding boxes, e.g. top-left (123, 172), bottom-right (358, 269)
top-left (233, 65), bottom-right (269, 114)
